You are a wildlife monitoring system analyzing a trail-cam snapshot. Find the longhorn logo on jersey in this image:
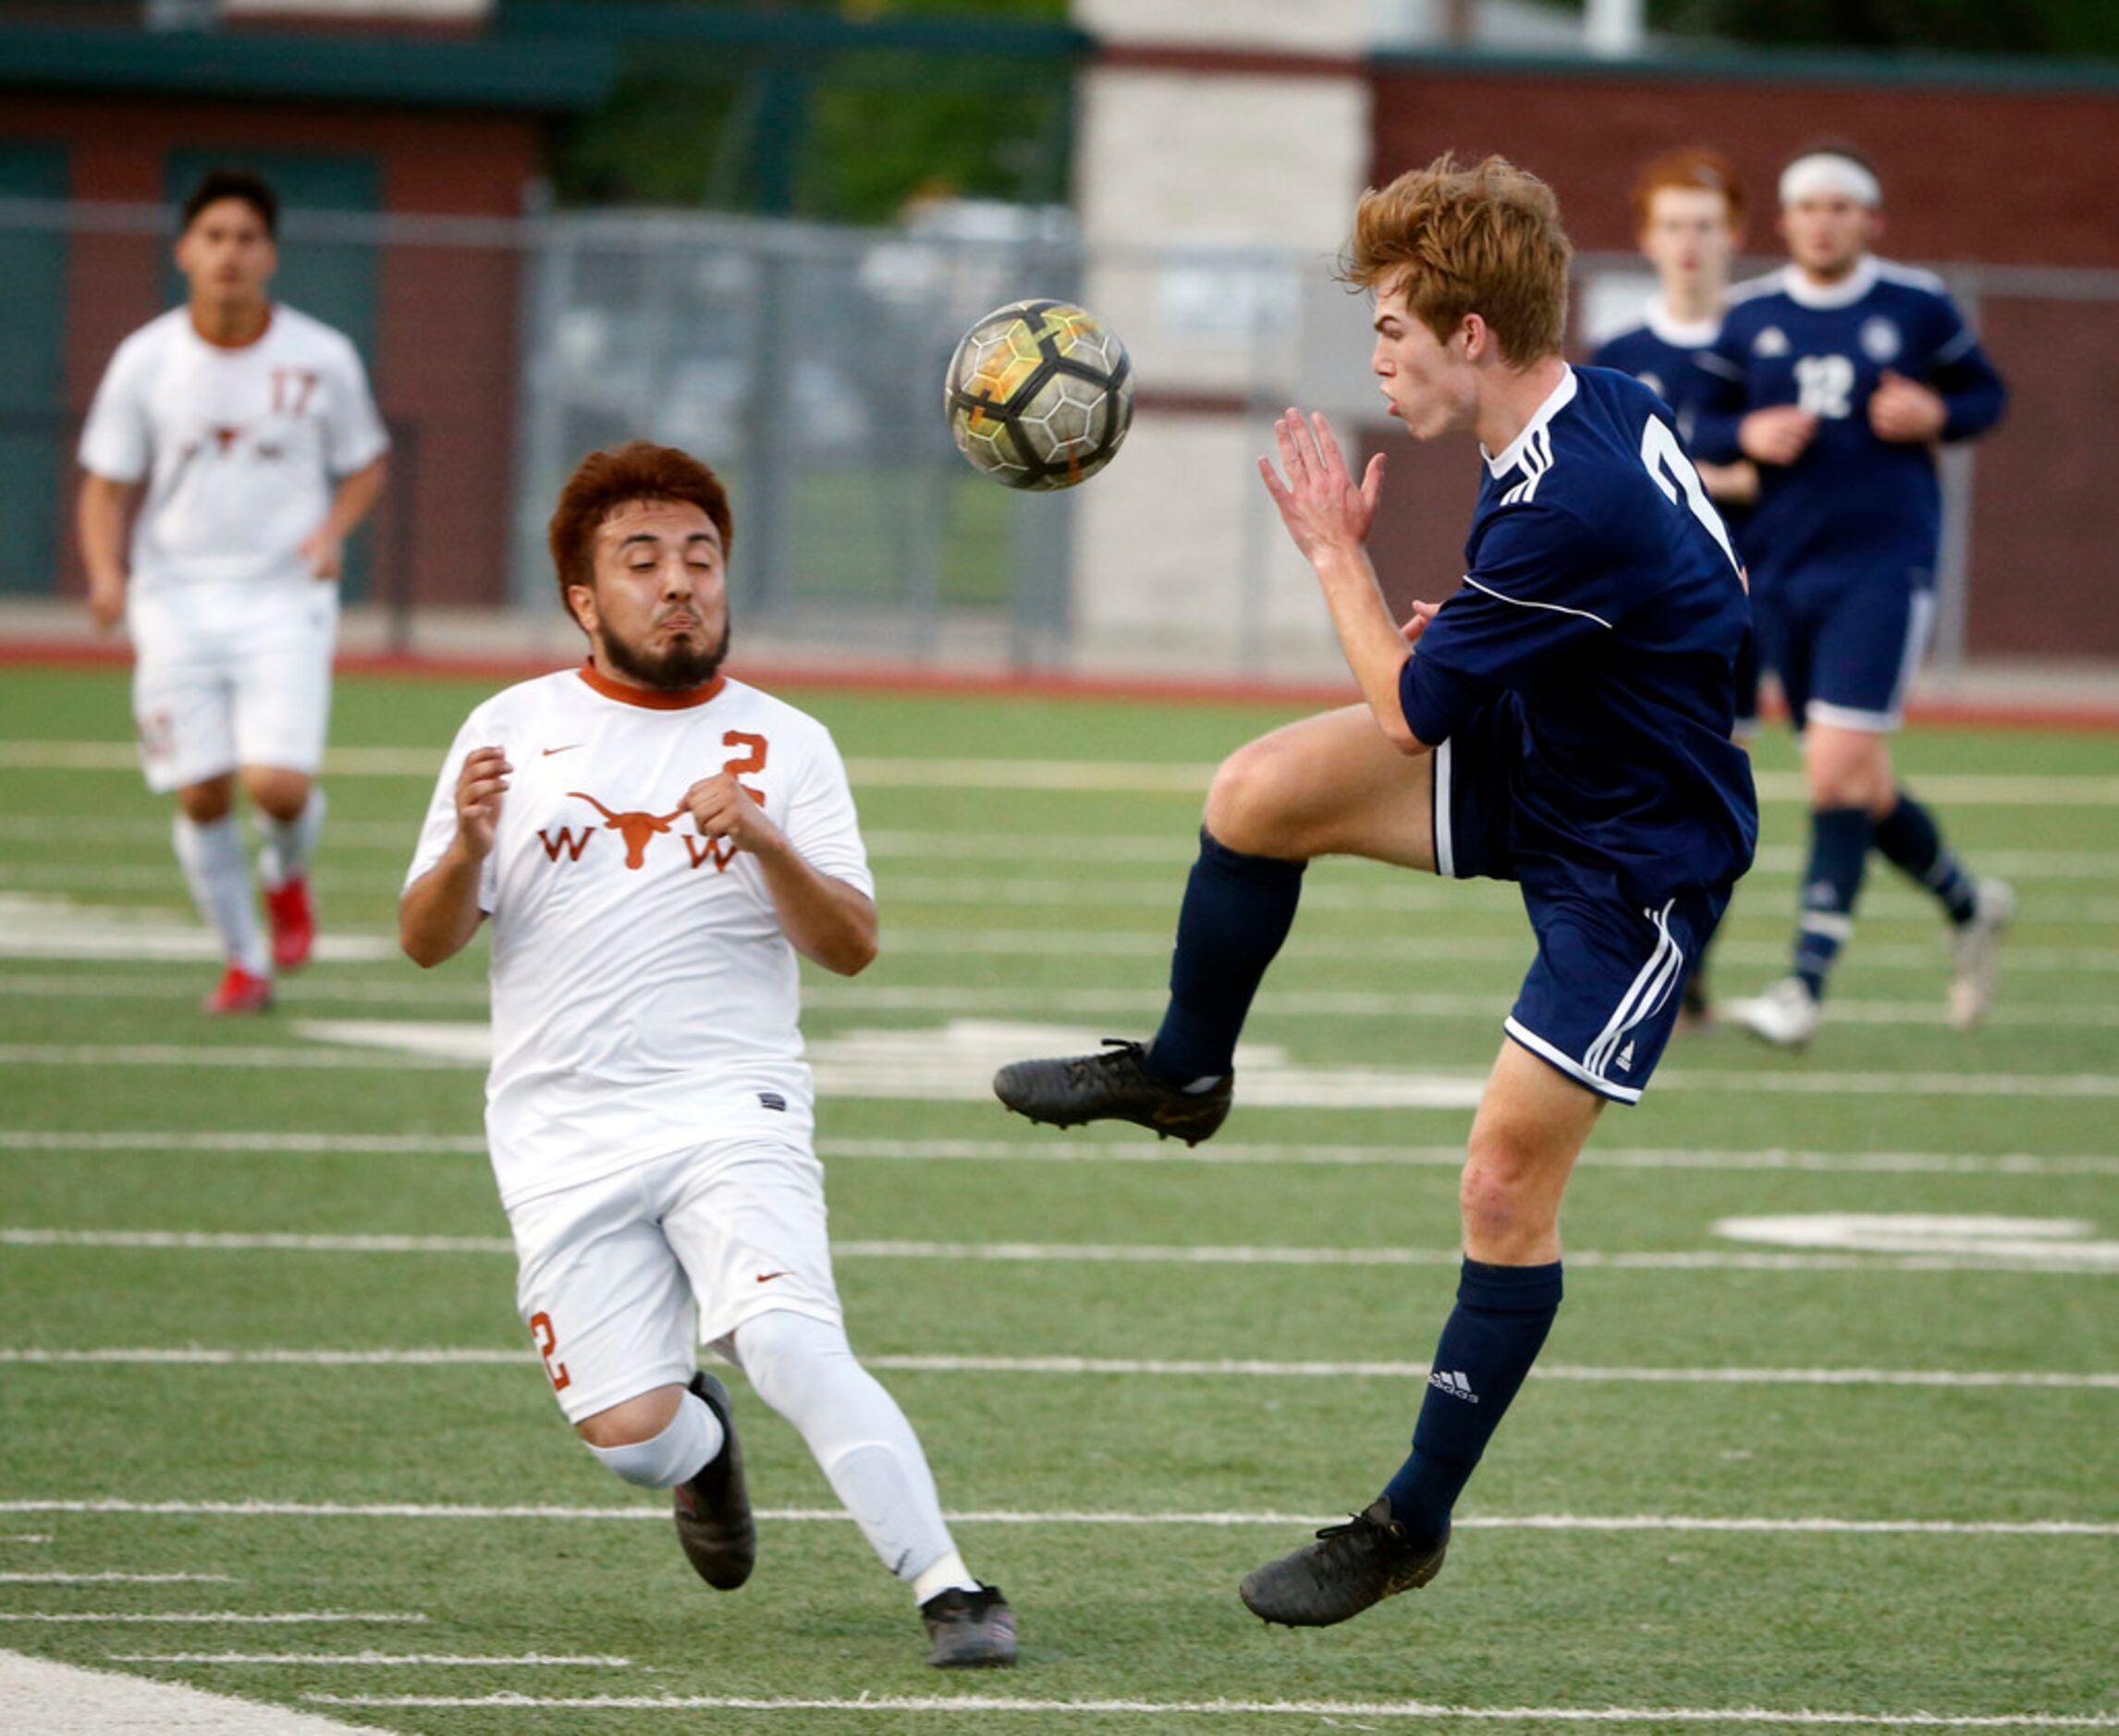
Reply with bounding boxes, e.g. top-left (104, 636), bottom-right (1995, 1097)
top-left (567, 791), bottom-right (687, 869)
